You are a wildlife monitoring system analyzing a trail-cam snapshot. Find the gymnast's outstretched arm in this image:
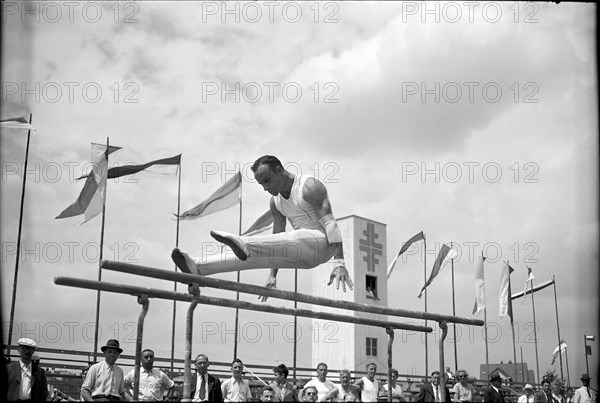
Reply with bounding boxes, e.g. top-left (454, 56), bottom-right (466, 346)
top-left (258, 198), bottom-right (287, 302)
